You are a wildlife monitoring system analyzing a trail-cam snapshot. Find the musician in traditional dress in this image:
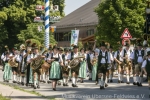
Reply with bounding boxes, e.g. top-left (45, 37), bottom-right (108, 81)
top-left (1, 46), bottom-right (9, 71)
top-left (62, 48), bottom-right (70, 86)
top-left (142, 51), bottom-right (150, 98)
top-left (107, 45), bottom-right (114, 83)
top-left (69, 45), bottom-right (81, 87)
top-left (45, 45), bottom-right (53, 84)
top-left (114, 45), bottom-right (124, 83)
top-left (120, 41), bottom-right (132, 84)
top-left (78, 48), bottom-right (87, 83)
top-left (91, 49), bottom-right (99, 84)
top-left (26, 43), bottom-right (34, 86)
top-left (11, 47), bottom-right (20, 83)
top-left (49, 46), bottom-right (63, 91)
top-left (130, 39), bottom-right (144, 86)
top-left (18, 44), bottom-right (26, 85)
top-left (86, 48), bottom-right (93, 80)
top-left (97, 41), bottom-right (111, 89)
top-left (2, 51), bottom-right (12, 82)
